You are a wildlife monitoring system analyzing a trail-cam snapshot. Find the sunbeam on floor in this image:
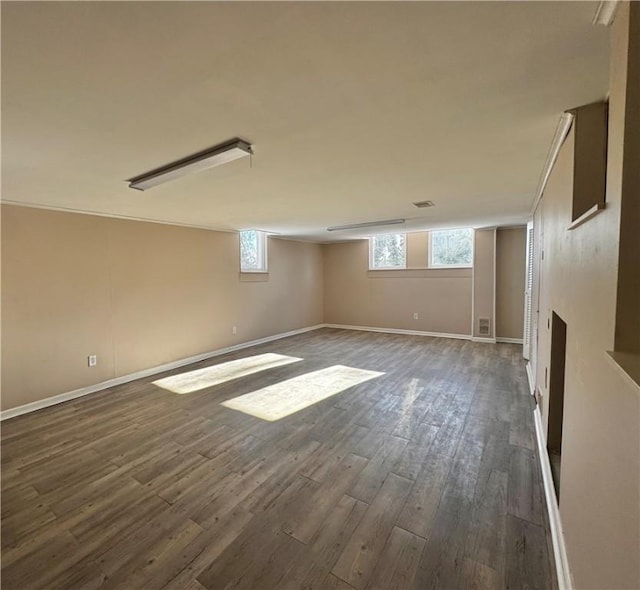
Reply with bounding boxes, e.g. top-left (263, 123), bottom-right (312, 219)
top-left (152, 353), bottom-right (302, 394)
top-left (221, 364), bottom-right (384, 421)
